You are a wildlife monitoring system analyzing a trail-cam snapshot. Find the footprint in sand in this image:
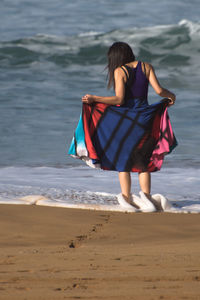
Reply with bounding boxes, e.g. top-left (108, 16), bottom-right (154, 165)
top-left (68, 214), bottom-right (110, 248)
